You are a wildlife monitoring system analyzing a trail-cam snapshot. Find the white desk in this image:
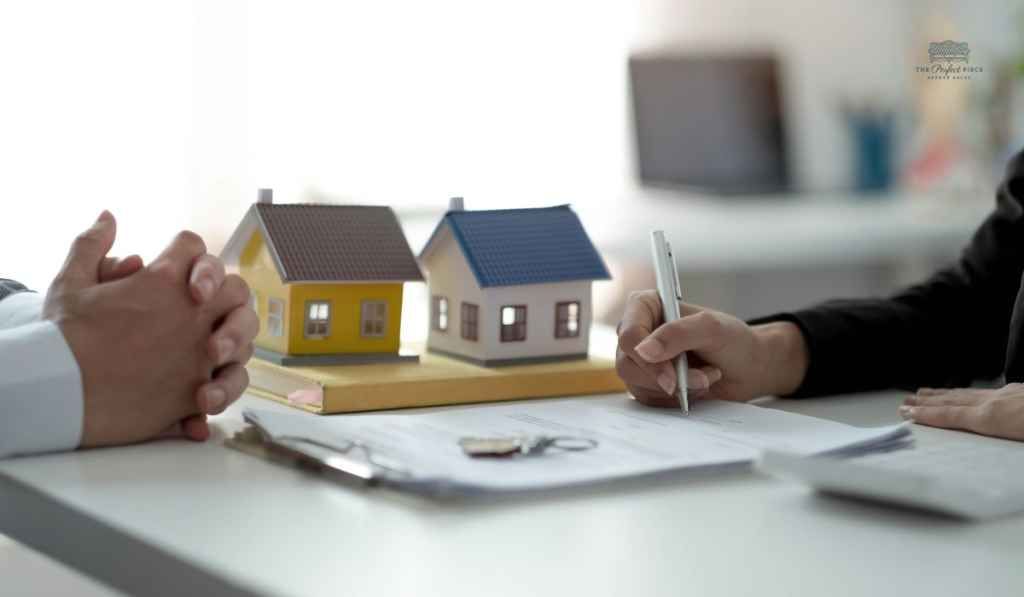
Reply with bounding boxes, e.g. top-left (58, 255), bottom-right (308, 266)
top-left (2, 390), bottom-right (1023, 597)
